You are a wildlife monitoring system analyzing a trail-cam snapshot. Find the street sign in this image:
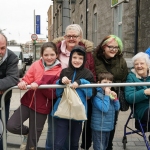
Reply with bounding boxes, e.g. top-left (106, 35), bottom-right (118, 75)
top-left (36, 15), bottom-right (40, 34)
top-left (31, 34), bottom-right (38, 41)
